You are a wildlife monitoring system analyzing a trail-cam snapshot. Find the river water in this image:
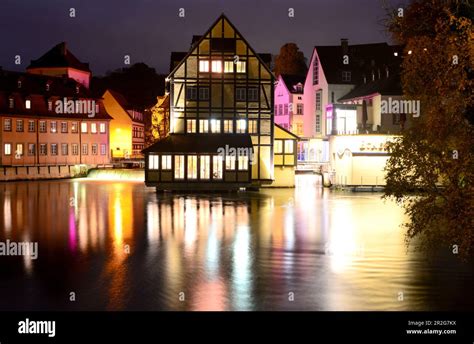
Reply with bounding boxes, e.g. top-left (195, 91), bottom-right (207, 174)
top-left (0, 175), bottom-right (472, 311)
